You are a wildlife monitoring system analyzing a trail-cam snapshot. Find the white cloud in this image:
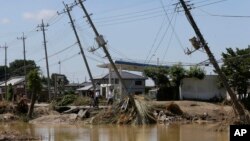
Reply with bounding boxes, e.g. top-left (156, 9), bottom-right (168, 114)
top-left (0, 18), bottom-right (11, 24)
top-left (23, 9), bottom-right (57, 22)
